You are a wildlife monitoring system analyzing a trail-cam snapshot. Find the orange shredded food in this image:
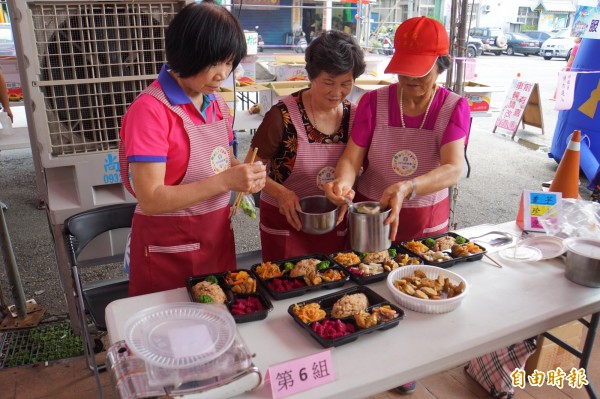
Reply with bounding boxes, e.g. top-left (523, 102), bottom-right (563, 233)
top-left (292, 303), bottom-right (326, 324)
top-left (255, 261), bottom-right (283, 279)
top-left (333, 252), bottom-right (361, 266)
top-left (404, 240), bottom-right (429, 254)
